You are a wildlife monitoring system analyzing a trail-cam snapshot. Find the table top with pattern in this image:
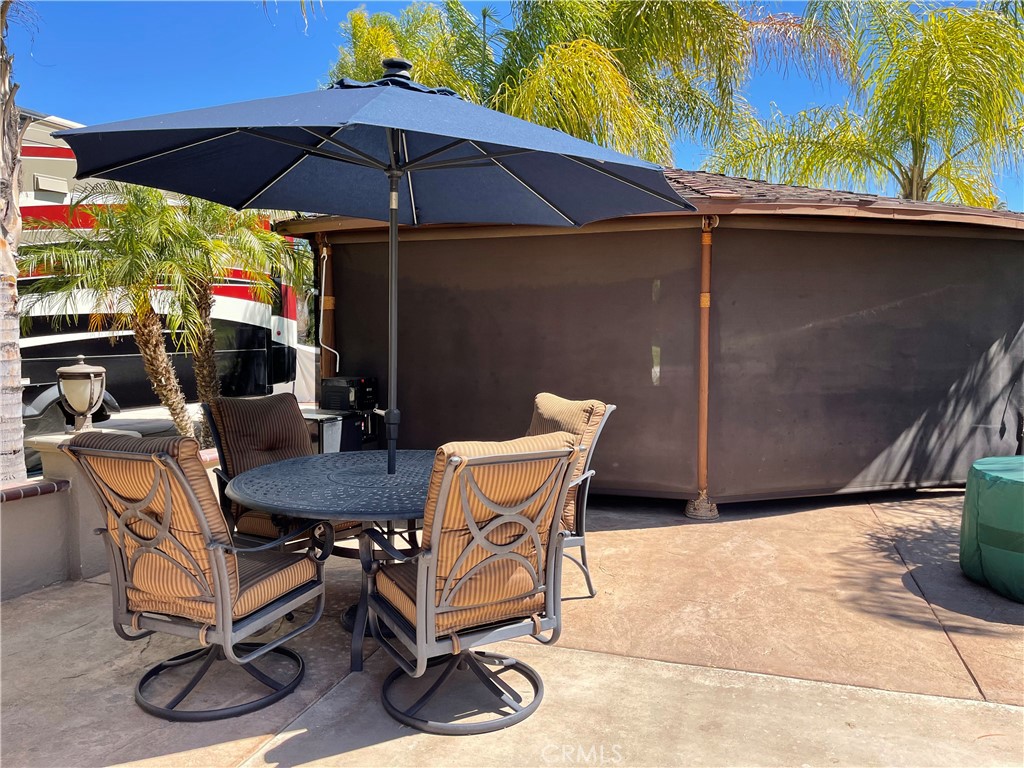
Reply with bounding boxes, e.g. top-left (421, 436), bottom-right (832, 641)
top-left (224, 449), bottom-right (435, 521)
